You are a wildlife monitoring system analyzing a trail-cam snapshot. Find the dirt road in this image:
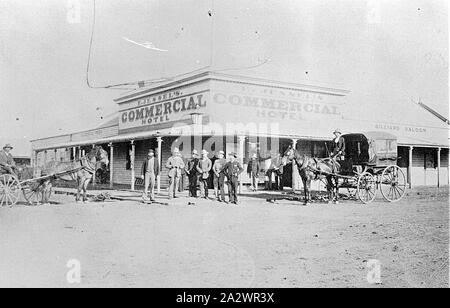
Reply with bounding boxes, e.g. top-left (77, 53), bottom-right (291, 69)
top-left (0, 186), bottom-right (448, 288)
